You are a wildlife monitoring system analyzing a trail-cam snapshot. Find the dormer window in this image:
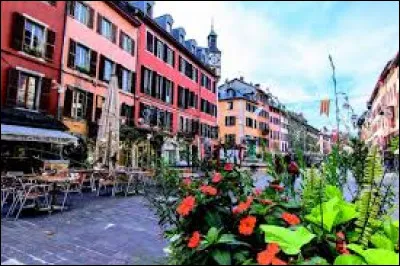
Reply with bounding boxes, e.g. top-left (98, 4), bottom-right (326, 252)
top-left (192, 45), bottom-right (195, 53)
top-left (146, 3), bottom-right (153, 17)
top-left (166, 22), bottom-right (172, 33)
top-left (179, 34), bottom-right (184, 43)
